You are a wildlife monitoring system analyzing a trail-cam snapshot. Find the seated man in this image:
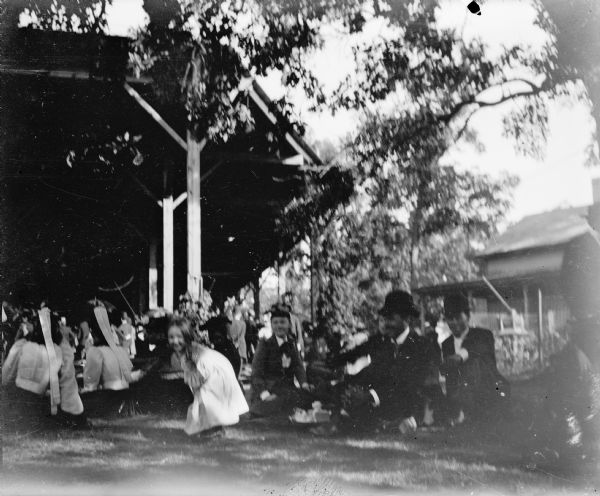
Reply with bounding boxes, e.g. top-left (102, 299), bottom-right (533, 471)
top-left (305, 323), bottom-right (336, 385)
top-left (331, 290), bottom-right (425, 431)
top-left (250, 306), bottom-right (311, 417)
top-left (440, 293), bottom-right (509, 425)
